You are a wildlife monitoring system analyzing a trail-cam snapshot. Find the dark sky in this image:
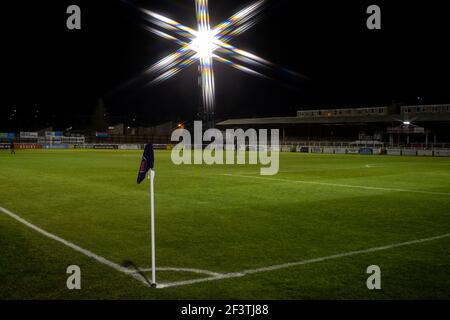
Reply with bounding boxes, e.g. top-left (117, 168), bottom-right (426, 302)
top-left (3, 0), bottom-right (450, 130)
